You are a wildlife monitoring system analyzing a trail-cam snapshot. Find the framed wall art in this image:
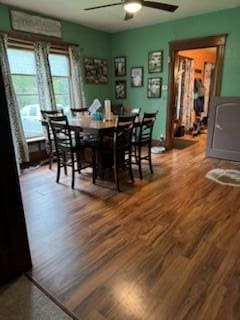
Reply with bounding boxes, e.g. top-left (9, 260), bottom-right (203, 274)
top-left (148, 50), bottom-right (163, 73)
top-left (148, 77), bottom-right (162, 98)
top-left (84, 57), bottom-right (108, 84)
top-left (10, 10), bottom-right (62, 38)
top-left (115, 56), bottom-right (127, 77)
top-left (115, 80), bottom-right (127, 99)
top-left (131, 67), bottom-right (144, 87)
